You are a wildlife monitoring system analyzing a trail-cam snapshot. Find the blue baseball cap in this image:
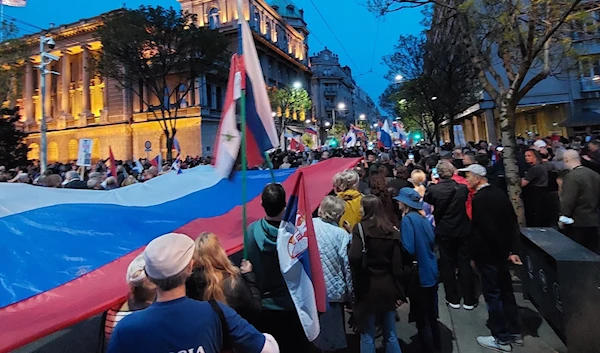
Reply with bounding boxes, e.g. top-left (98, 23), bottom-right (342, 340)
top-left (394, 187), bottom-right (424, 210)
